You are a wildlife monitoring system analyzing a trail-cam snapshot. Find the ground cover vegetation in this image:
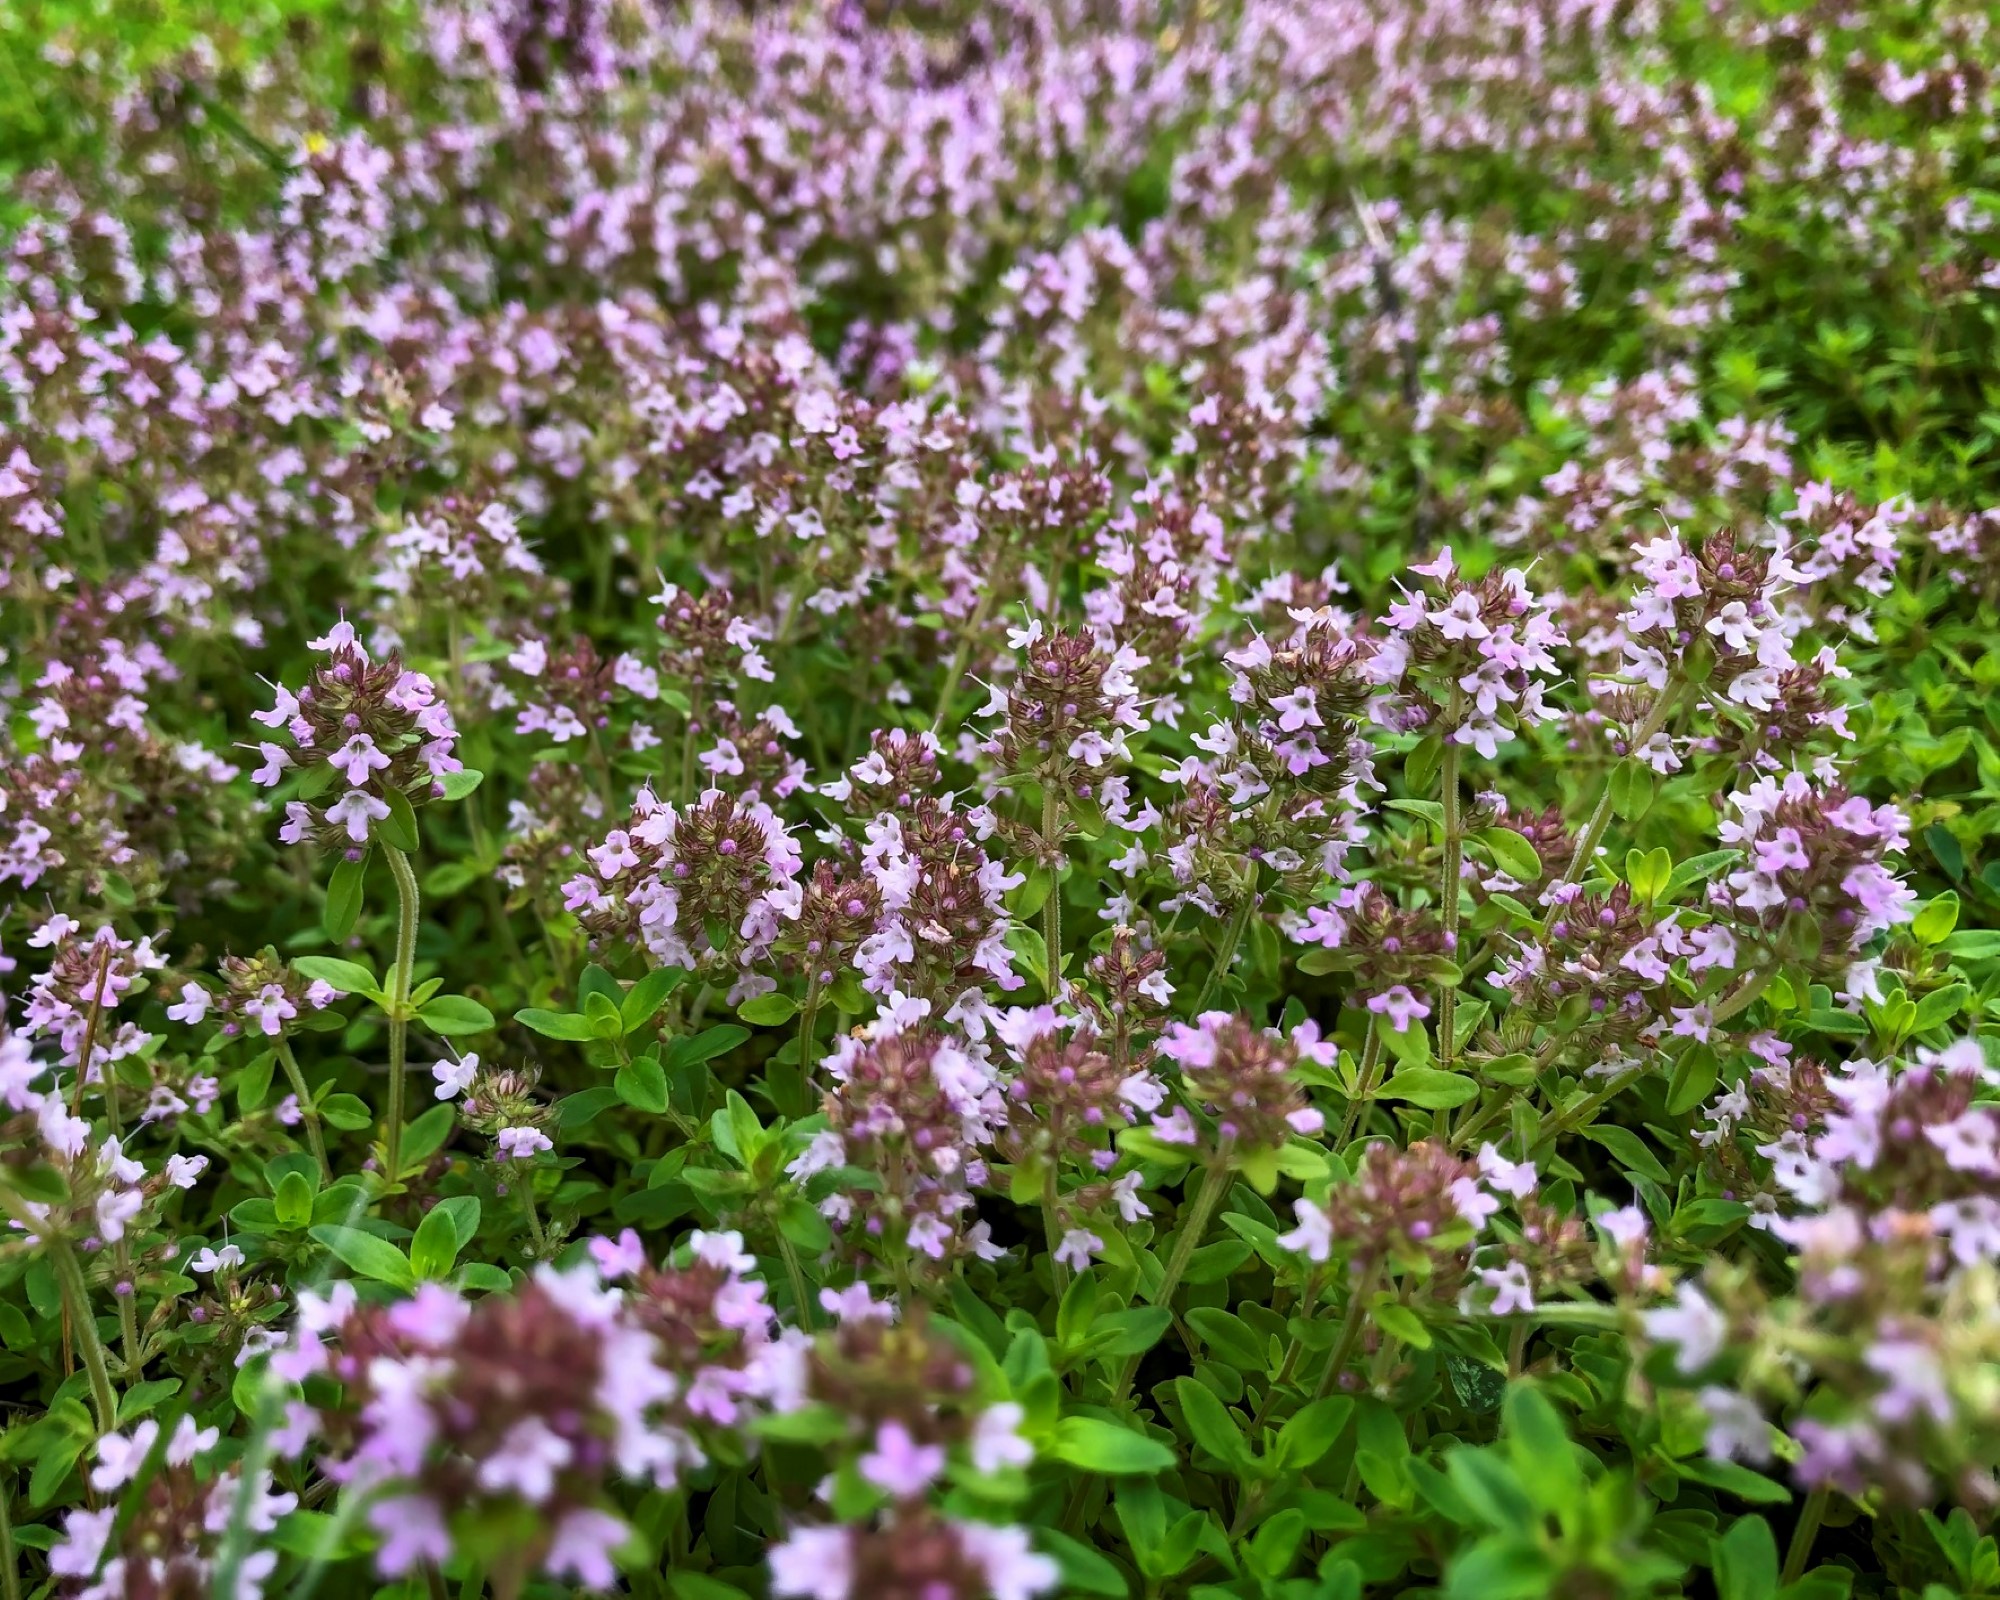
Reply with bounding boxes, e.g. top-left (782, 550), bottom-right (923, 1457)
top-left (6, 0), bottom-right (2000, 1596)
